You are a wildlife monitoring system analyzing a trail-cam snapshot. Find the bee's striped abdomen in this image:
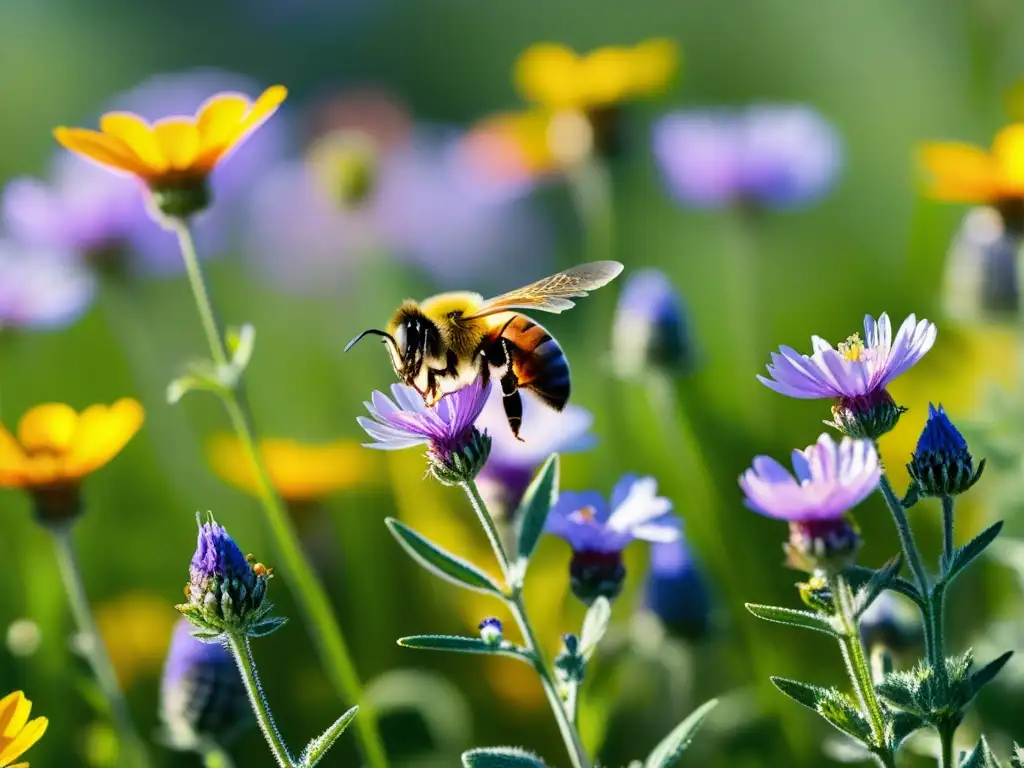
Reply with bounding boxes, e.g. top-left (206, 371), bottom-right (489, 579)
top-left (502, 314), bottom-right (571, 411)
